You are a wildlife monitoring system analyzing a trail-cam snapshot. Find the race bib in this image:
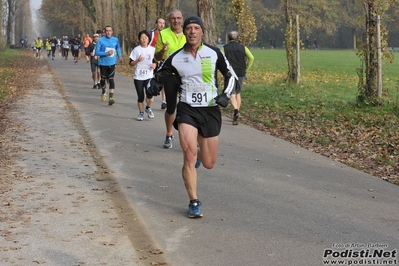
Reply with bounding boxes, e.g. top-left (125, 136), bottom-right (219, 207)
top-left (105, 47), bottom-right (116, 57)
top-left (185, 83), bottom-right (212, 107)
top-left (136, 64), bottom-right (149, 77)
